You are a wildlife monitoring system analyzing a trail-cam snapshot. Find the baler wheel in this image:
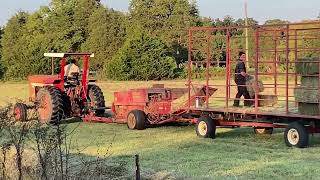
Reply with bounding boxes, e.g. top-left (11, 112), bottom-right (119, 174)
top-left (36, 86), bottom-right (64, 124)
top-left (196, 116), bottom-right (216, 138)
top-left (284, 122), bottom-right (309, 148)
top-left (254, 127), bottom-right (273, 135)
top-left (127, 110), bottom-right (146, 130)
top-left (13, 103), bottom-right (28, 122)
top-left (88, 85), bottom-right (106, 116)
